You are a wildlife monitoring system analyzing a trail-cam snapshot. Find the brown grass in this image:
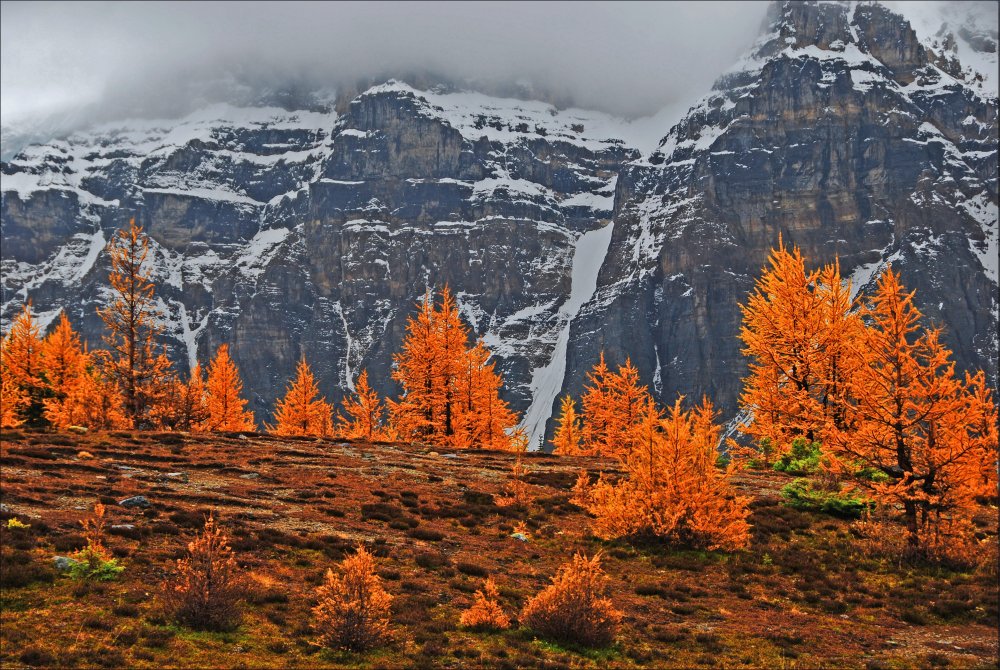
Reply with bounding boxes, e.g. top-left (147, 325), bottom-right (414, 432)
top-left (0, 429), bottom-right (996, 668)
